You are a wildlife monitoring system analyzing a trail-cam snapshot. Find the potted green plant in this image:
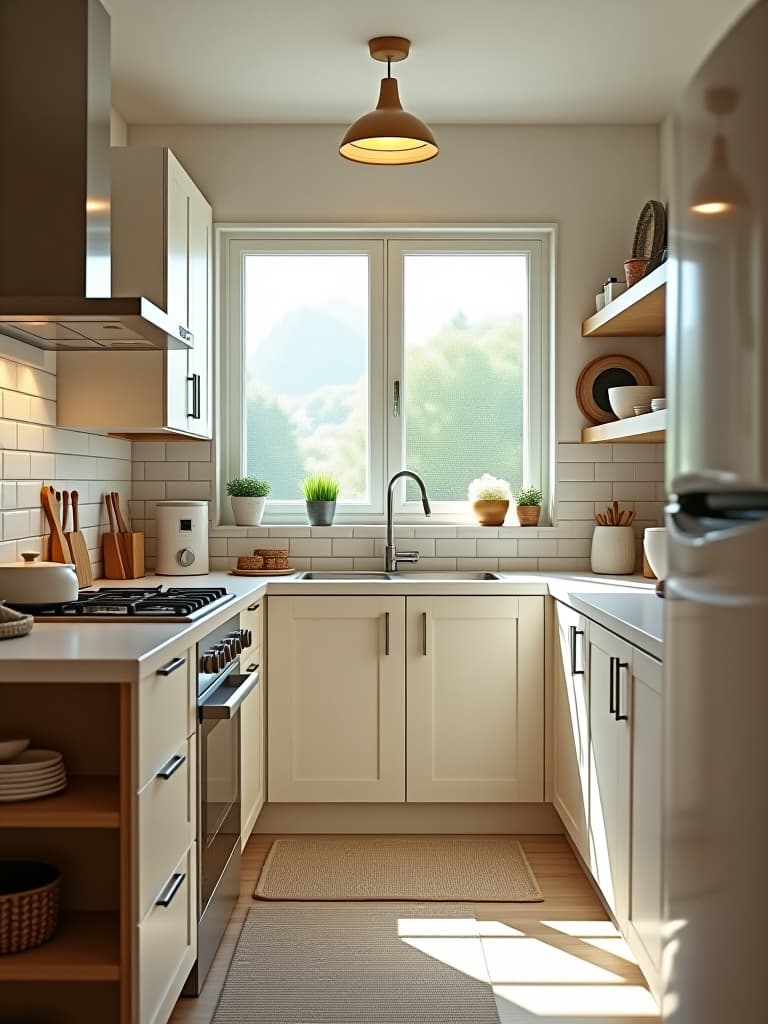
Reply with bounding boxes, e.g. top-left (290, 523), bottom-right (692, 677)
top-left (300, 474), bottom-right (340, 526)
top-left (467, 473), bottom-right (511, 526)
top-left (515, 485), bottom-right (543, 527)
top-left (226, 476), bottom-right (271, 526)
